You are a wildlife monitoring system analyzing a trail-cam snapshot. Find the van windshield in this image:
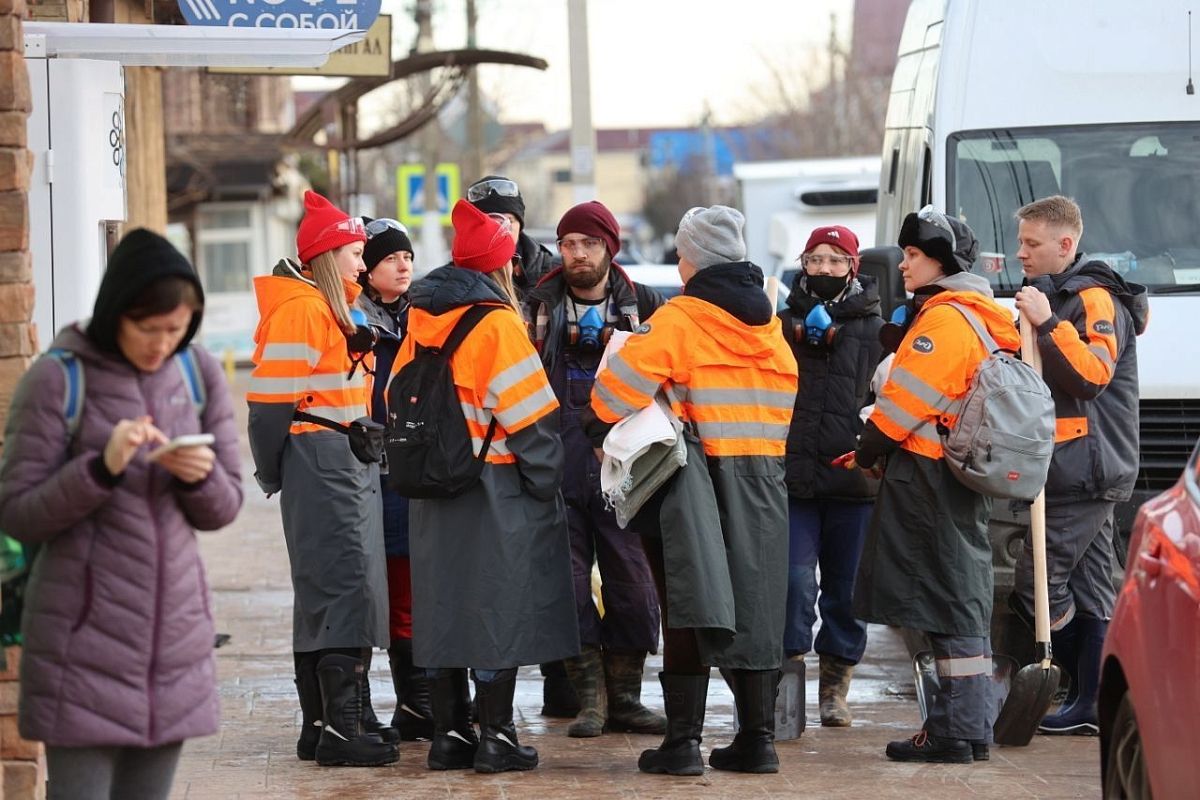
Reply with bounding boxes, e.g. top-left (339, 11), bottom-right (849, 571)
top-left (948, 123), bottom-right (1200, 295)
